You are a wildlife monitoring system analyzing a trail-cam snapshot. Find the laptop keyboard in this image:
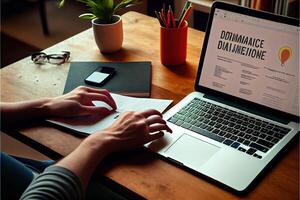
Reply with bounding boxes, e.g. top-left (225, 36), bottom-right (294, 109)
top-left (168, 98), bottom-right (291, 159)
